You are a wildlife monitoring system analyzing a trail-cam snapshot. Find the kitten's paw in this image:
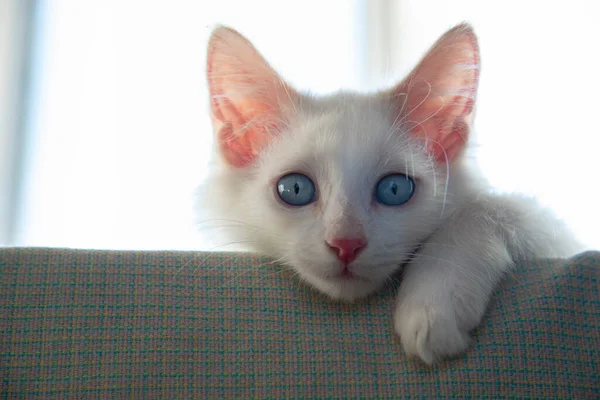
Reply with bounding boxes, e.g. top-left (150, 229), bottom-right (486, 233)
top-left (394, 299), bottom-right (472, 365)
